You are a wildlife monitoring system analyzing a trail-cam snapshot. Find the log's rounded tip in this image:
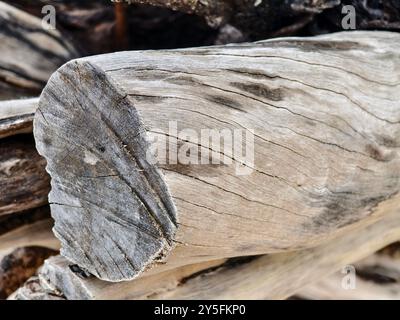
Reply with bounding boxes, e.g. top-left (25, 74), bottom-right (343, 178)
top-left (34, 60), bottom-right (177, 281)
